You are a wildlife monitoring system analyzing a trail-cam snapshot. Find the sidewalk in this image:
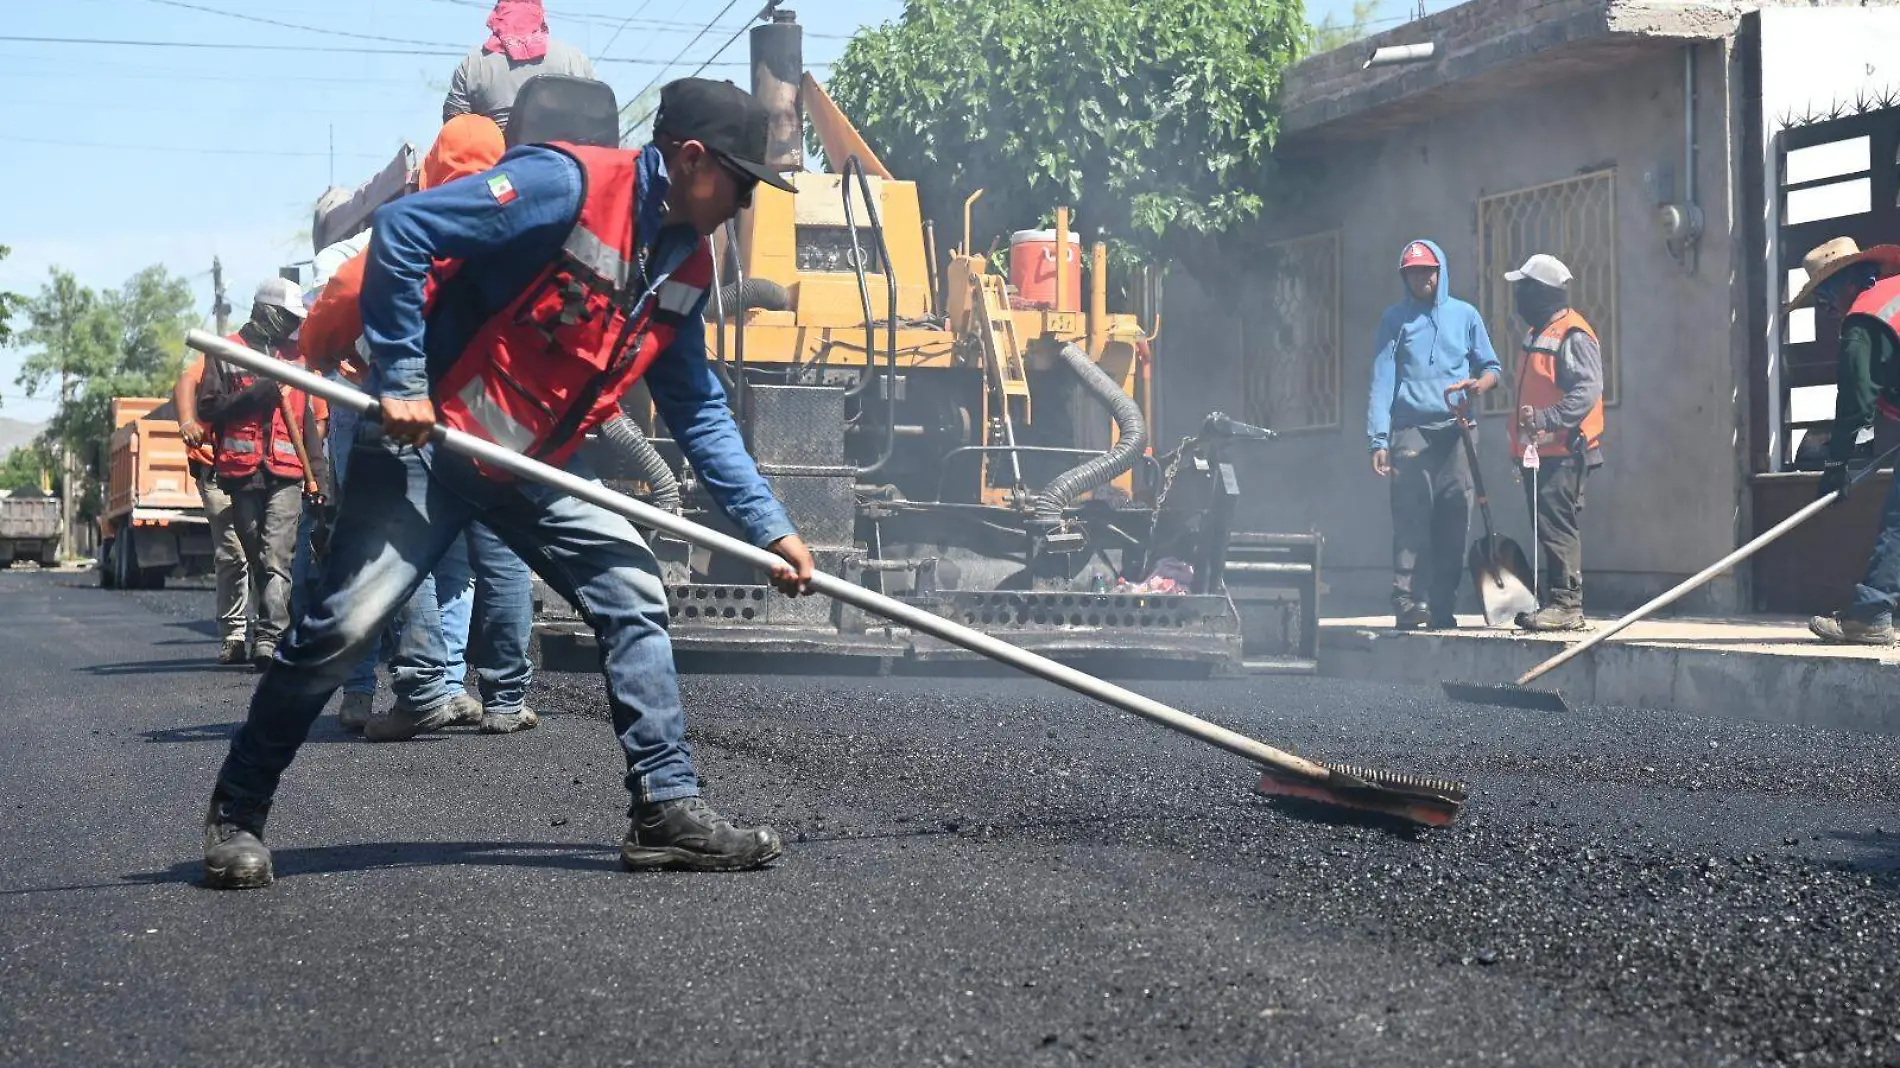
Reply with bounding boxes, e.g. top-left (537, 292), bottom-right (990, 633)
top-left (1320, 614), bottom-right (1900, 734)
